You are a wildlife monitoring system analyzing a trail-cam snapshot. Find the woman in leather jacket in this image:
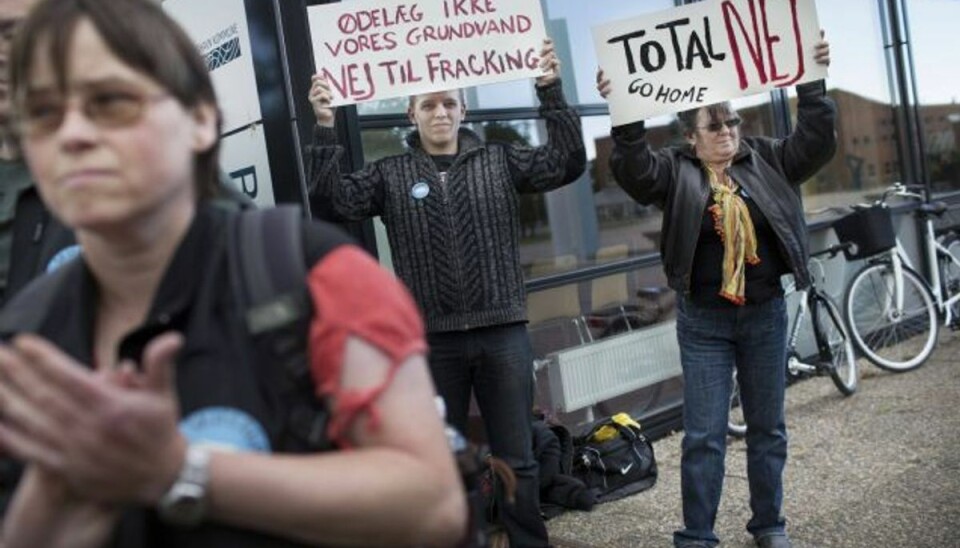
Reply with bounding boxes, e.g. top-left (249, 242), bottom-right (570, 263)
top-left (598, 33), bottom-right (836, 548)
